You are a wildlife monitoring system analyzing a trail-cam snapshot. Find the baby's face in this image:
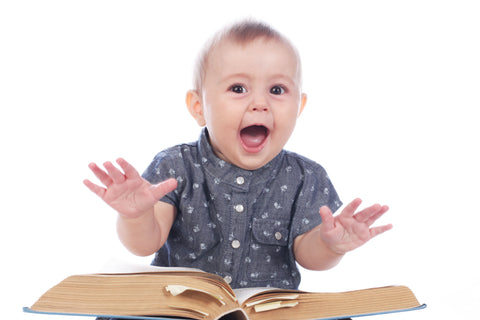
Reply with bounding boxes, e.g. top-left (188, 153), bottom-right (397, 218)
top-left (196, 38), bottom-right (306, 170)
